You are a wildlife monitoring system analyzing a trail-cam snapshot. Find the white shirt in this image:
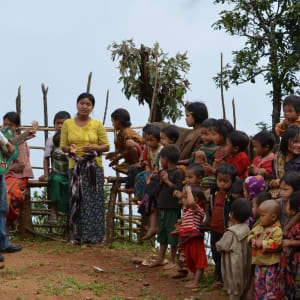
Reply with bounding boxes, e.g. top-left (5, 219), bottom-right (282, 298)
top-left (0, 132), bottom-right (8, 146)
